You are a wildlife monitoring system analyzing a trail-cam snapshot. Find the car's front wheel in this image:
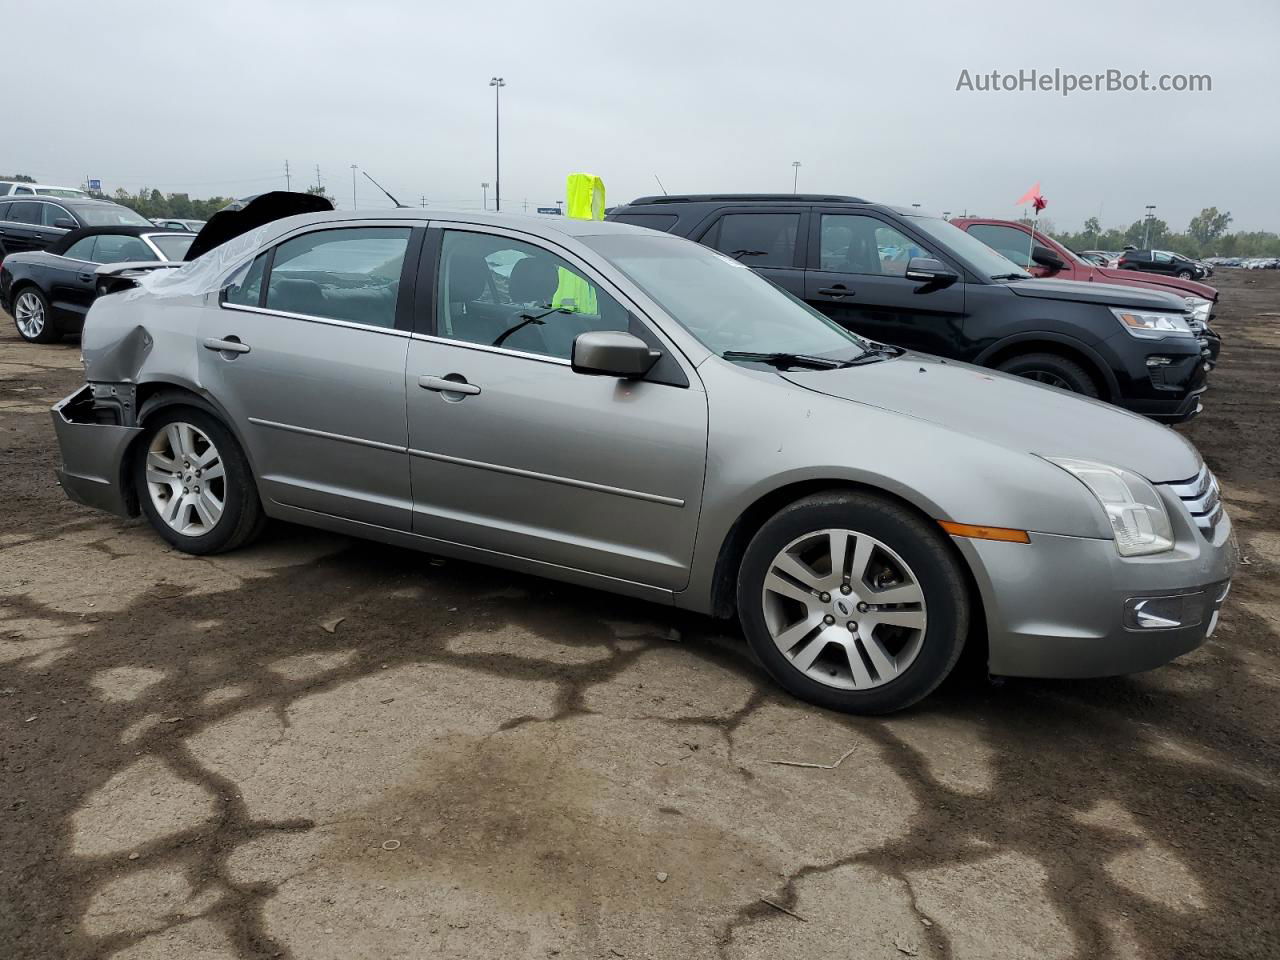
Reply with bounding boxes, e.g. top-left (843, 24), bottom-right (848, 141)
top-left (996, 352), bottom-right (1099, 397)
top-left (1177, 269), bottom-right (1193, 279)
top-left (134, 407), bottom-right (264, 555)
top-left (12, 287), bottom-right (60, 344)
top-left (737, 492), bottom-right (969, 714)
